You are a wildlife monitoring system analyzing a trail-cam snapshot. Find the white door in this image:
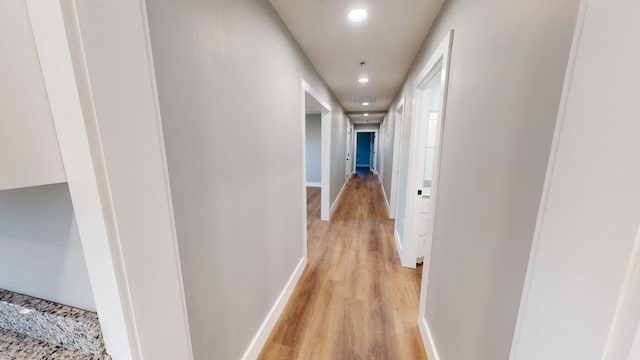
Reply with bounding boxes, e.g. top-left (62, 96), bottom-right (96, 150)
top-left (389, 103), bottom-right (405, 219)
top-left (401, 57), bottom-right (447, 269)
top-left (345, 124), bottom-right (352, 181)
top-left (410, 87), bottom-right (440, 259)
top-left (379, 121), bottom-right (385, 179)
